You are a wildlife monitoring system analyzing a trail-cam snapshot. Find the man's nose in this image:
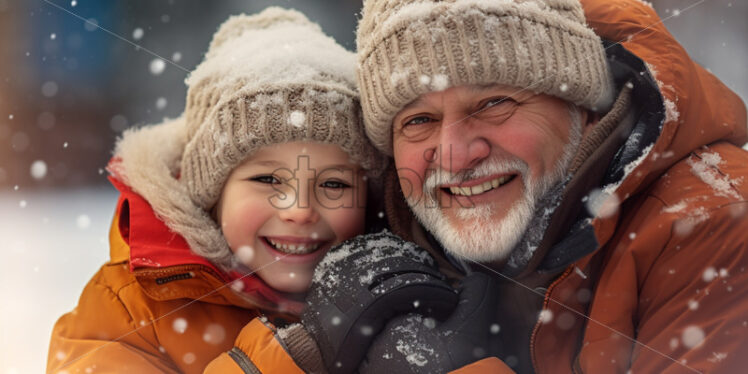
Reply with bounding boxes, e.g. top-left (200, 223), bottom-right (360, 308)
top-left (435, 115), bottom-right (491, 173)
